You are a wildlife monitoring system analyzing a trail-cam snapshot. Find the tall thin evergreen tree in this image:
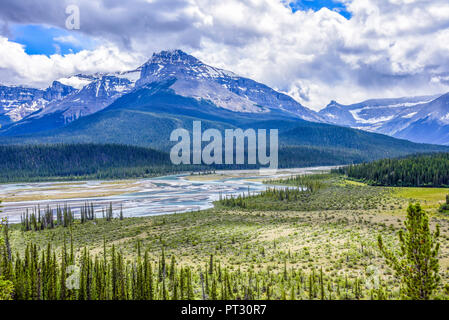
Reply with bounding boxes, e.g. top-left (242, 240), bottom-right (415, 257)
top-left (378, 203), bottom-right (441, 300)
